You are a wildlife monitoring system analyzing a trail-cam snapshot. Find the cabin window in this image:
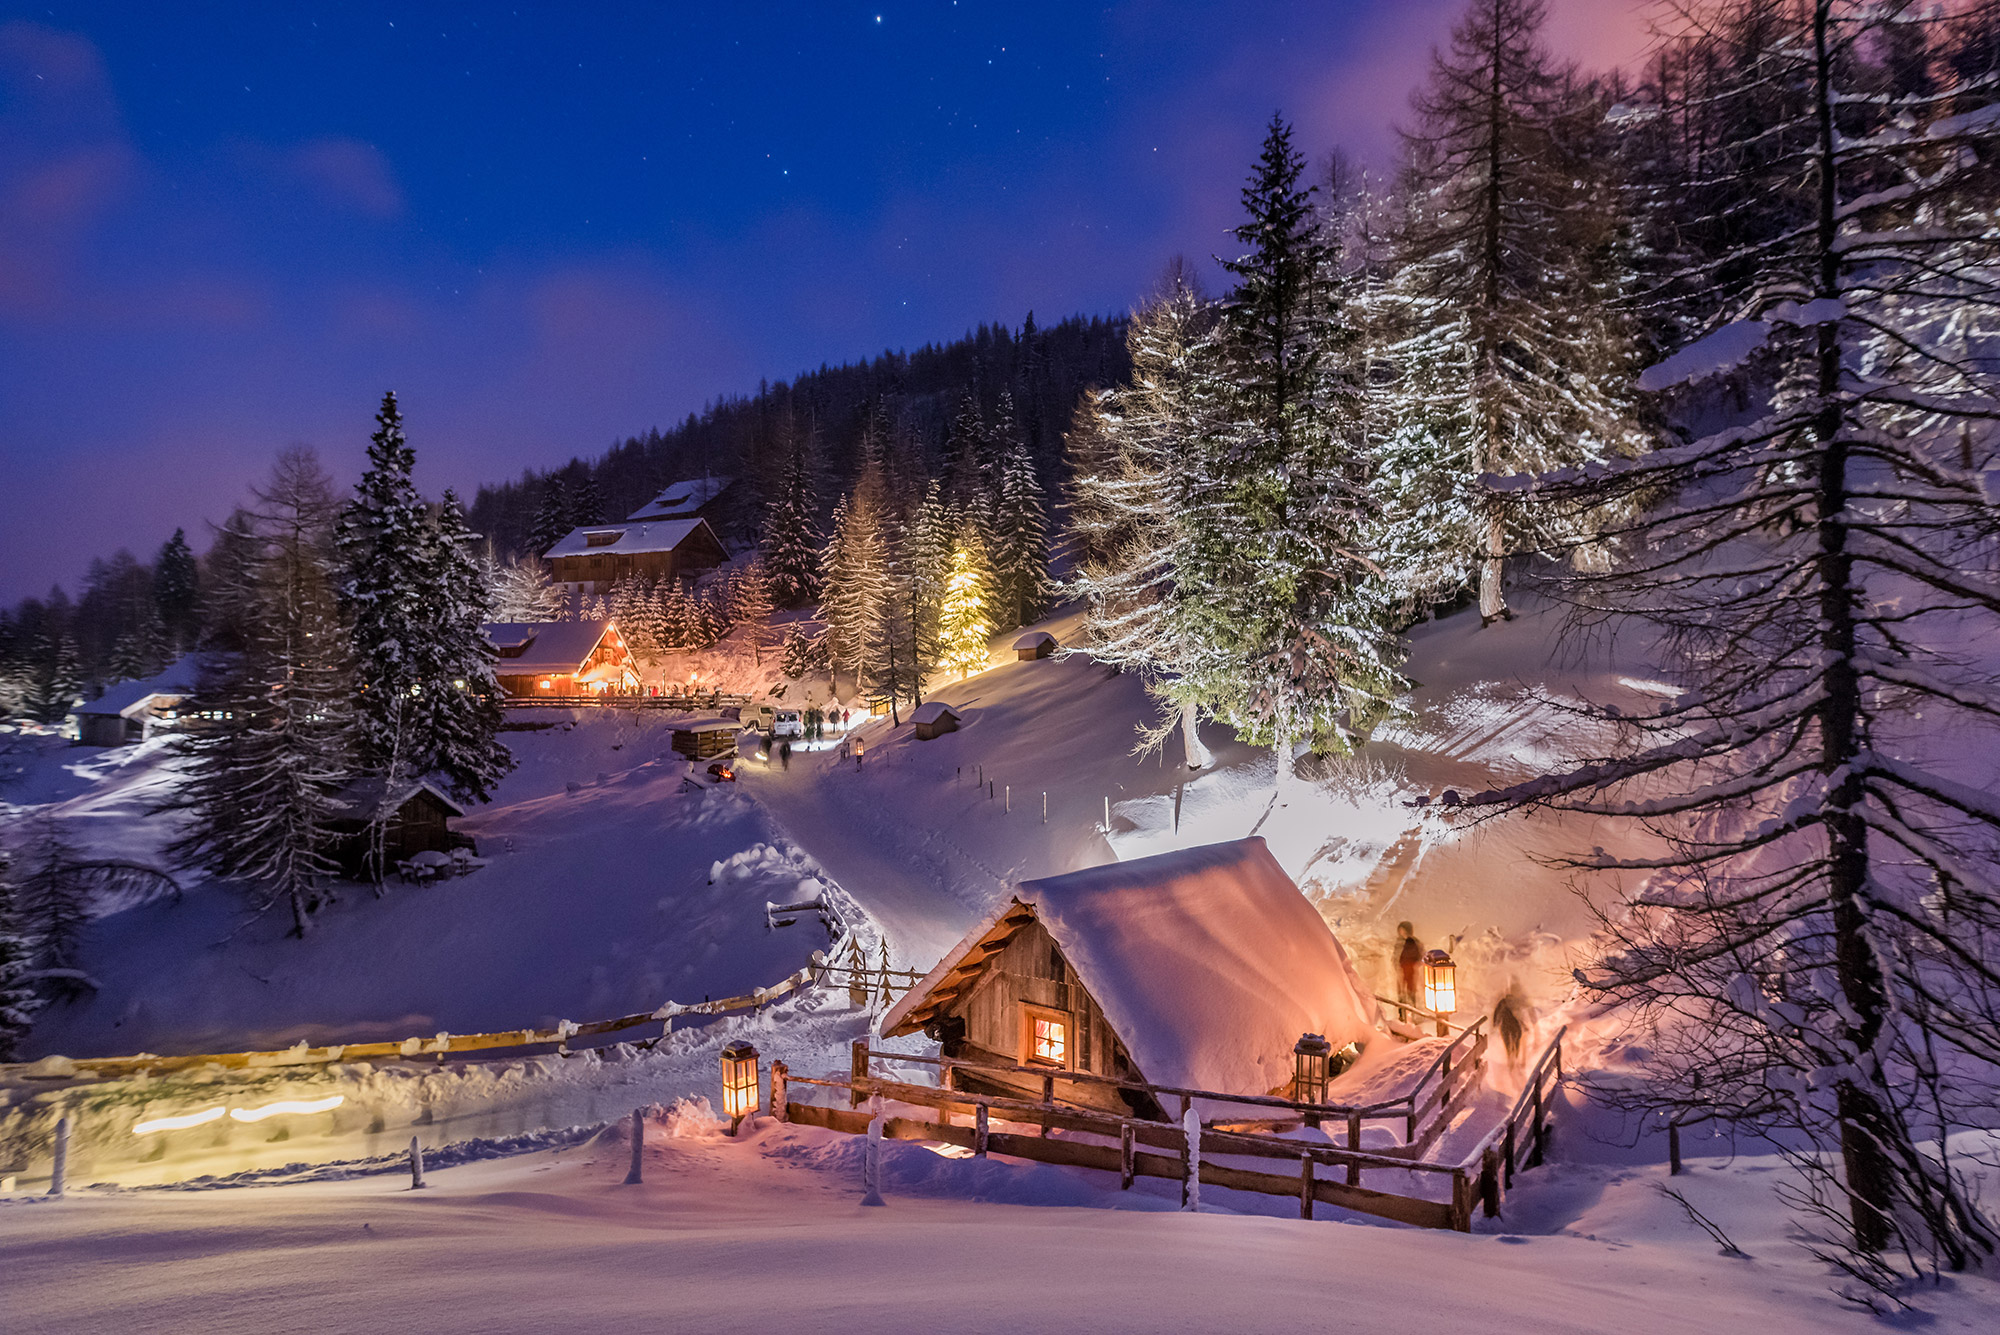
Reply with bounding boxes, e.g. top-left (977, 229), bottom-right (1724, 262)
top-left (1022, 1003), bottom-right (1069, 1068)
